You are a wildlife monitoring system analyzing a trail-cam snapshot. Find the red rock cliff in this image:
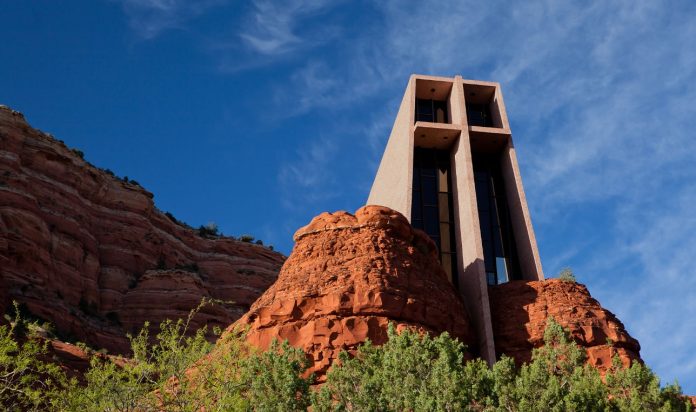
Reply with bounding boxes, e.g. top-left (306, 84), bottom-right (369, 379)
top-left (224, 206), bottom-right (641, 380)
top-left (228, 206), bottom-right (475, 380)
top-left (0, 106), bottom-right (284, 353)
top-left (489, 279), bottom-right (641, 372)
